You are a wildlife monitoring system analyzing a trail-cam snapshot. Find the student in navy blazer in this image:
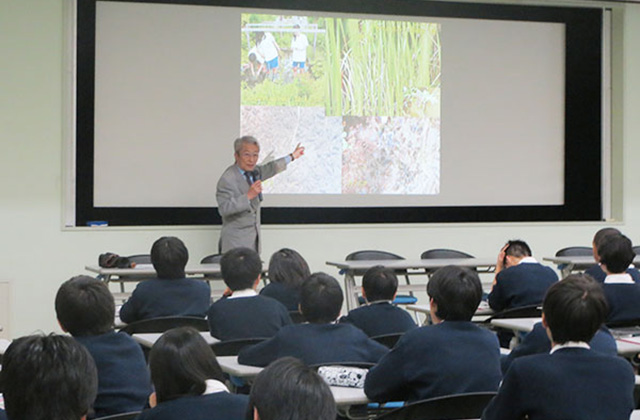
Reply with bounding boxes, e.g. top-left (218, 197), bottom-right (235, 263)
top-left (56, 275), bottom-right (152, 419)
top-left (597, 233), bottom-right (640, 324)
top-left (584, 227), bottom-right (640, 283)
top-left (483, 274), bottom-right (635, 420)
top-left (207, 247), bottom-right (291, 340)
top-left (364, 266), bottom-right (502, 403)
top-left (119, 237), bottom-right (211, 323)
top-left (238, 273), bottom-right (389, 367)
top-left (339, 266), bottom-right (417, 337)
top-left (501, 322), bottom-right (617, 373)
top-left (488, 240), bottom-right (558, 312)
top-left (259, 248), bottom-right (310, 311)
top-left (136, 327), bottom-right (248, 420)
